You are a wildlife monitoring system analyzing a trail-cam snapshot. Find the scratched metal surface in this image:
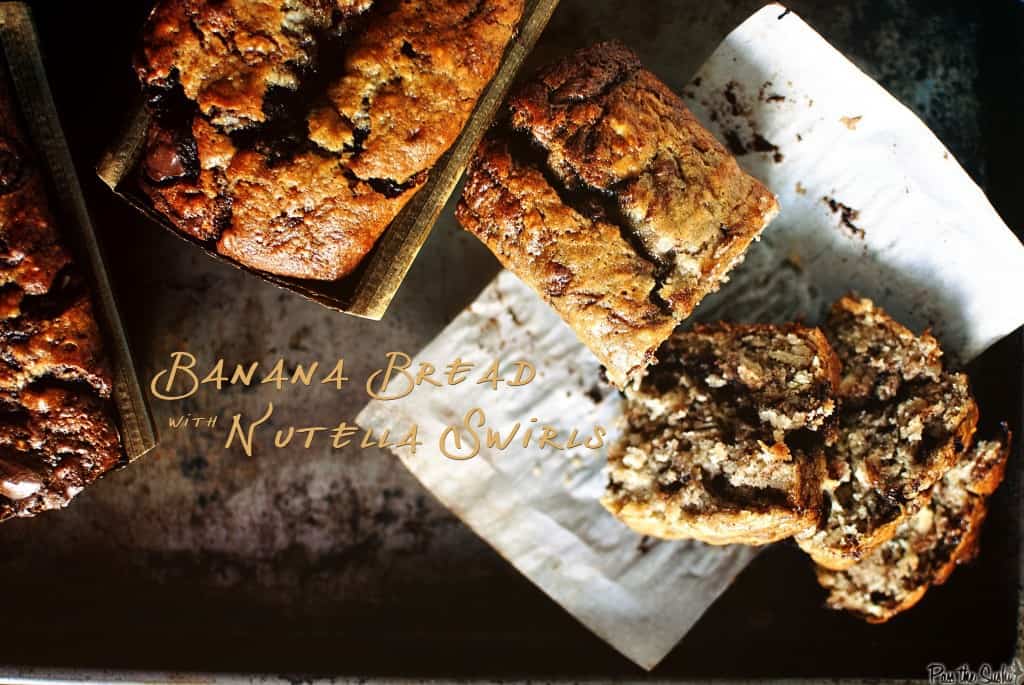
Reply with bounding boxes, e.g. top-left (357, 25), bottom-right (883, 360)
top-left (0, 0), bottom-right (1019, 680)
